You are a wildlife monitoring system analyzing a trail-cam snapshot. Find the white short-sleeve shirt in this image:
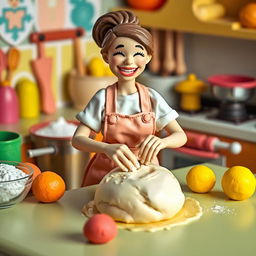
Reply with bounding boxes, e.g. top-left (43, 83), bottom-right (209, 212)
top-left (76, 87), bottom-right (178, 133)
